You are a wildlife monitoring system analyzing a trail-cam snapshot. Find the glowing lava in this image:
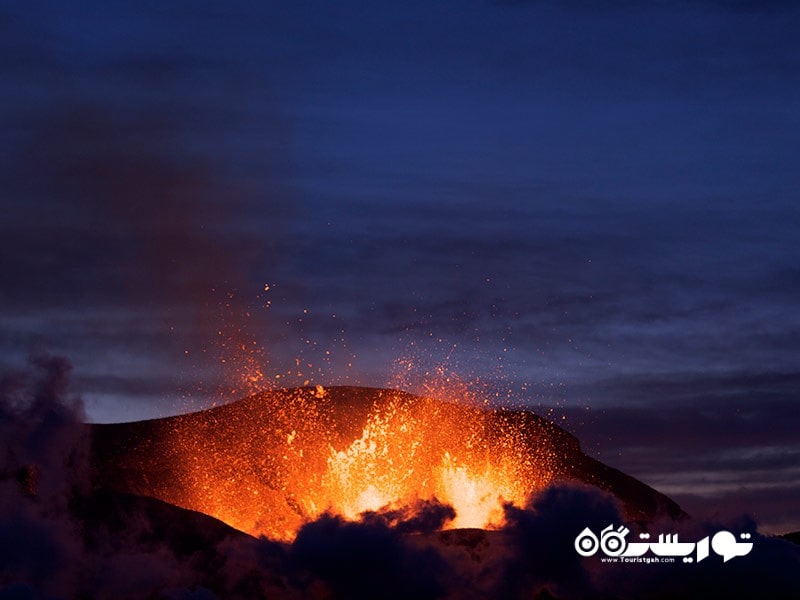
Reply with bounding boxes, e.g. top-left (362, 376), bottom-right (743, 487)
top-left (97, 386), bottom-right (562, 541)
top-left (319, 396), bottom-right (540, 530)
